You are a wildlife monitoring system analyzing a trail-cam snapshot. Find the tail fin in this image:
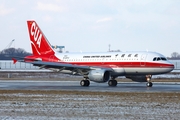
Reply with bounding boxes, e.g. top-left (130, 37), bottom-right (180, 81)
top-left (27, 20), bottom-right (55, 55)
